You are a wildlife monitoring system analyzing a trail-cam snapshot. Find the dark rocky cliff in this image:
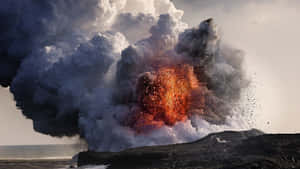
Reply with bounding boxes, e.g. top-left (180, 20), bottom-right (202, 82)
top-left (78, 129), bottom-right (300, 169)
